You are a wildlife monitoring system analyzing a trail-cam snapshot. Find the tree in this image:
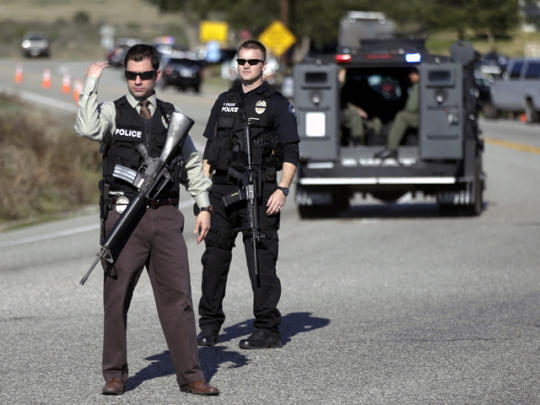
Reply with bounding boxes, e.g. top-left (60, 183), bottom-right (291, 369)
top-left (143, 0), bottom-right (521, 51)
top-left (467, 0), bottom-right (520, 48)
